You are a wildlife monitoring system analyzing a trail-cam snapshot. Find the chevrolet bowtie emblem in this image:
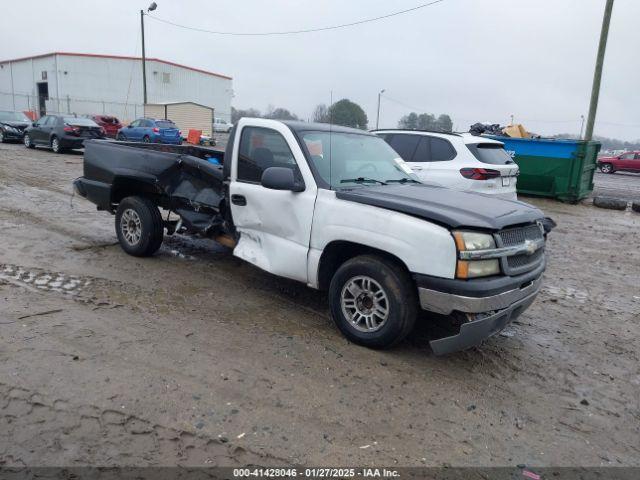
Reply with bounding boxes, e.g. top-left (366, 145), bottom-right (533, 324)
top-left (524, 239), bottom-right (537, 255)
